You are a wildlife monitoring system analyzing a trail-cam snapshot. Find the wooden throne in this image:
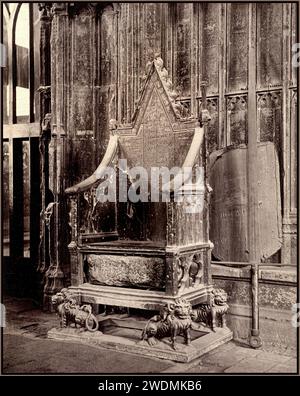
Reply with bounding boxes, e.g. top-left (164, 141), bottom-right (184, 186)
top-left (65, 57), bottom-right (213, 311)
